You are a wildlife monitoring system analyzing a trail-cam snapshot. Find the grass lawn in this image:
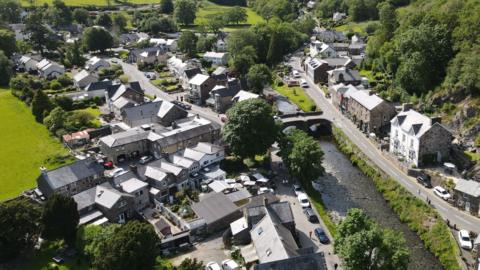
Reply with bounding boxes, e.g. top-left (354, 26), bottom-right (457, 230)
top-left (465, 151), bottom-right (480, 162)
top-left (335, 20), bottom-right (377, 35)
top-left (274, 85), bottom-right (316, 112)
top-left (0, 90), bottom-right (71, 201)
top-left (20, 0), bottom-right (158, 6)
